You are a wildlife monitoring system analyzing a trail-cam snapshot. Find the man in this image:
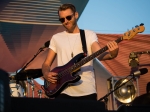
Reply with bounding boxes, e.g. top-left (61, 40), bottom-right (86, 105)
top-left (42, 3), bottom-right (119, 100)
